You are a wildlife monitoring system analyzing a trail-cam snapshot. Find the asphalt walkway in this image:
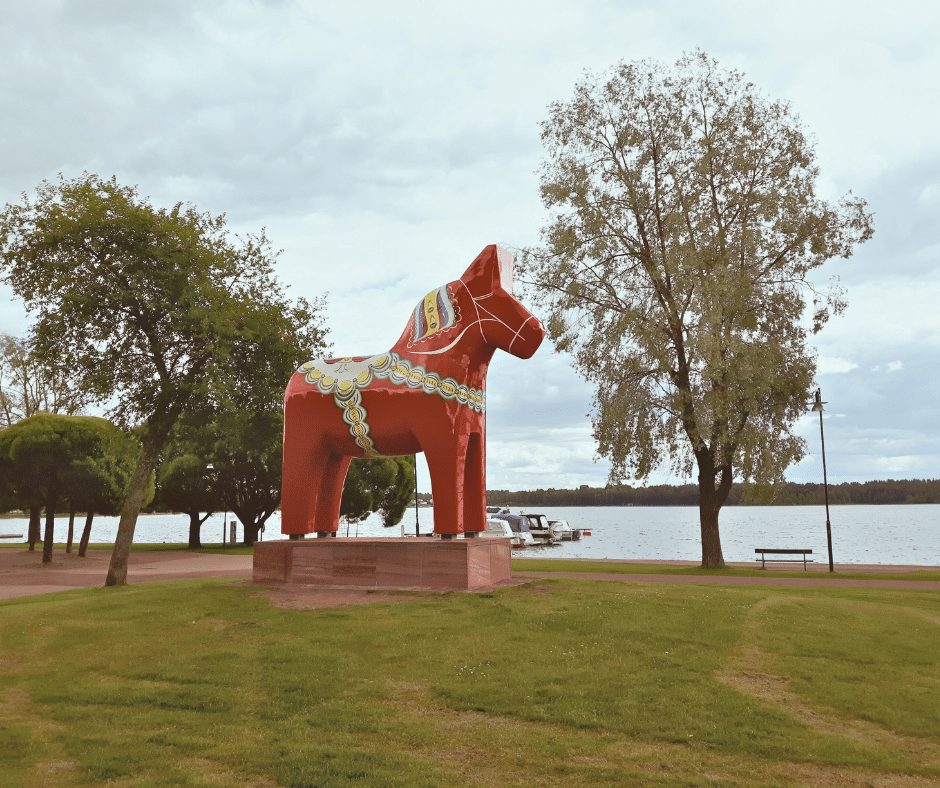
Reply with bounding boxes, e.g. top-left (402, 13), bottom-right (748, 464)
top-left (0, 547), bottom-right (253, 600)
top-left (1, 547), bottom-right (938, 600)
